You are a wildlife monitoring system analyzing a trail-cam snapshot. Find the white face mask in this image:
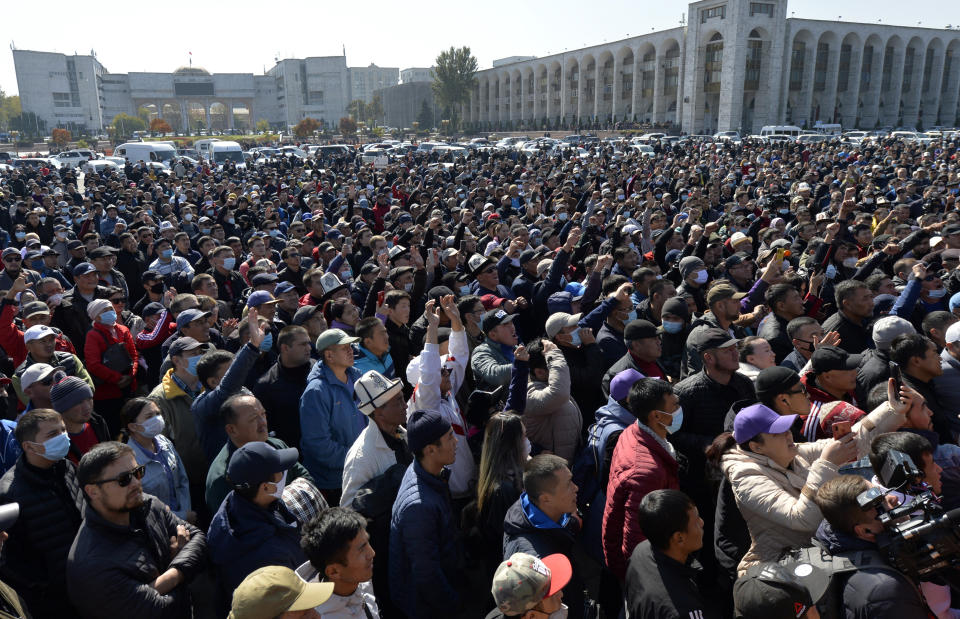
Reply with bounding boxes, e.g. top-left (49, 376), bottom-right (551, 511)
top-left (268, 470), bottom-right (287, 500)
top-left (842, 257), bottom-right (858, 268)
top-left (137, 415), bottom-right (165, 438)
top-left (547, 604), bottom-right (569, 619)
top-left (693, 270), bottom-right (709, 284)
